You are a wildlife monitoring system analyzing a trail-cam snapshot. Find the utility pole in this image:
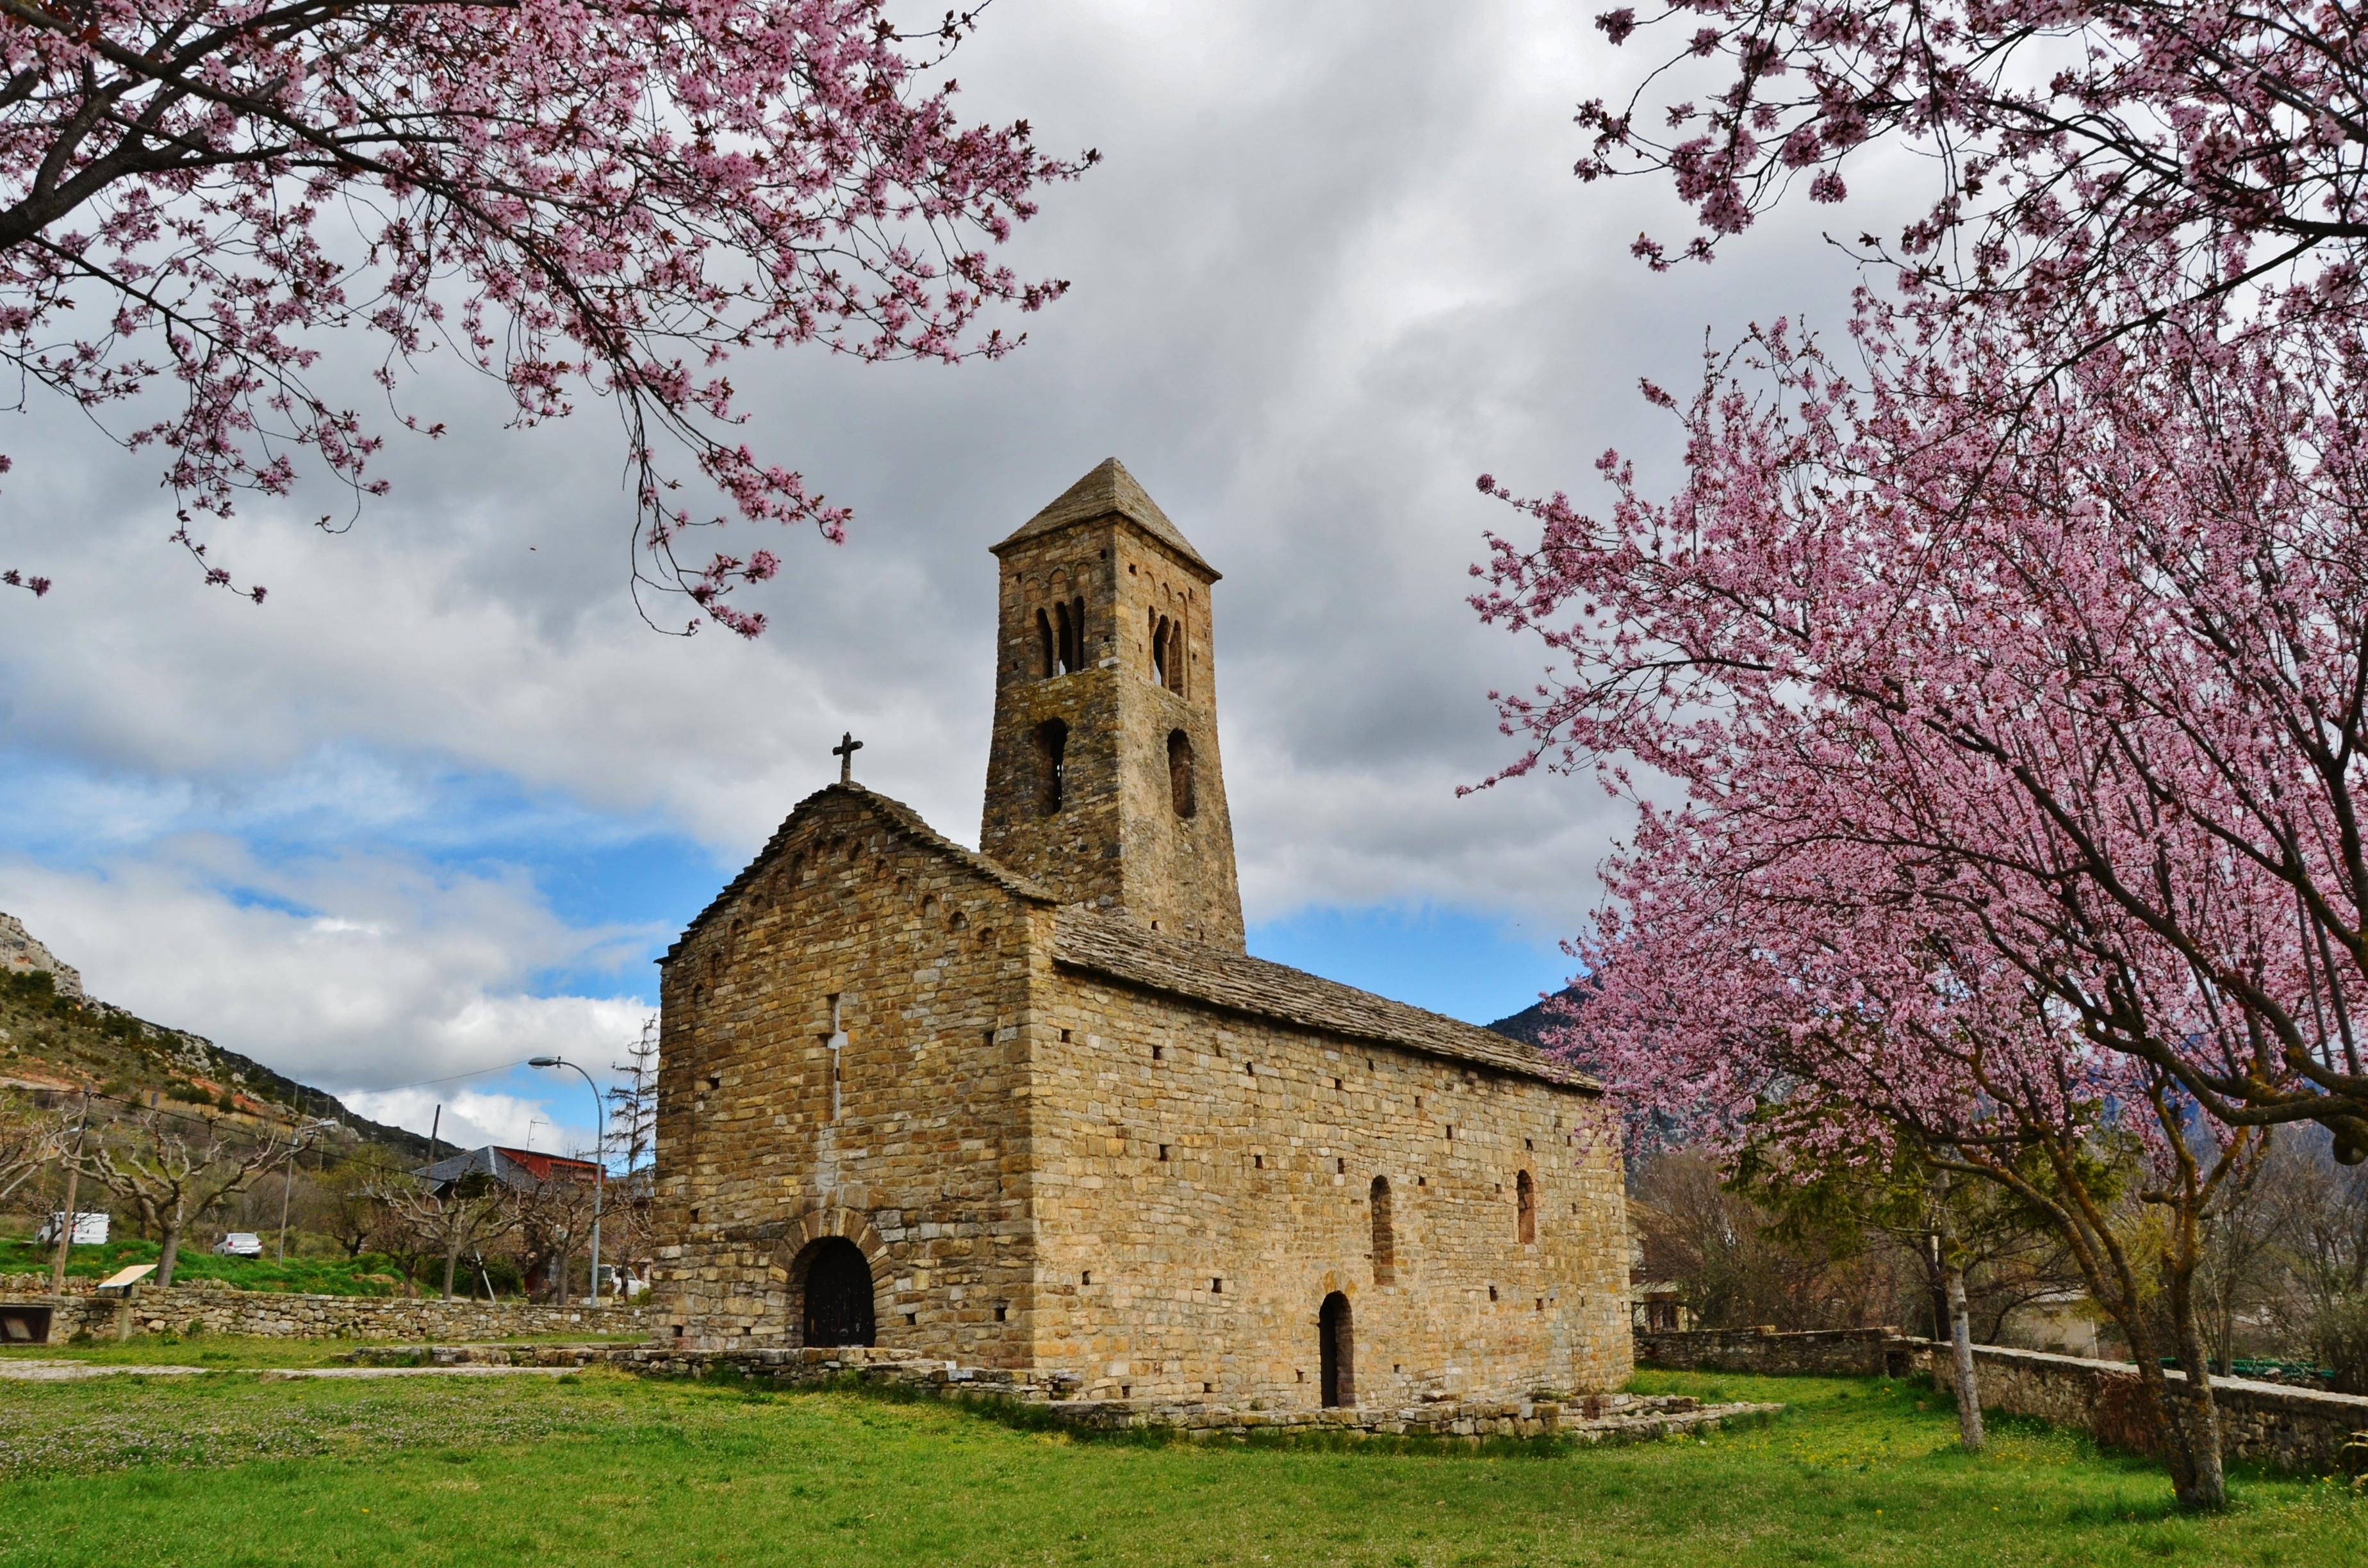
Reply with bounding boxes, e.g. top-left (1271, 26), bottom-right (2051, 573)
top-left (50, 1088), bottom-right (91, 1298)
